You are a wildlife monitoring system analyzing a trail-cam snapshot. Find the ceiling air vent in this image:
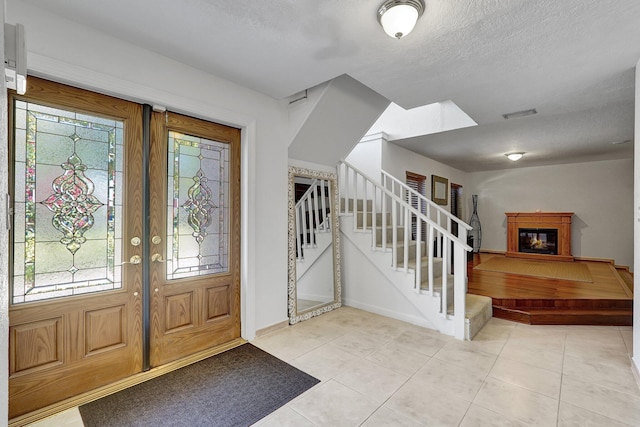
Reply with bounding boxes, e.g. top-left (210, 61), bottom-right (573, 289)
top-left (502, 108), bottom-right (537, 120)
